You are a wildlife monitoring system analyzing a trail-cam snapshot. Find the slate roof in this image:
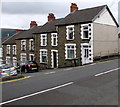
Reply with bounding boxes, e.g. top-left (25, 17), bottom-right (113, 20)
top-left (33, 19), bottom-right (62, 34)
top-left (2, 31), bottom-right (24, 45)
top-left (56, 5), bottom-right (118, 27)
top-left (15, 26), bottom-right (41, 40)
